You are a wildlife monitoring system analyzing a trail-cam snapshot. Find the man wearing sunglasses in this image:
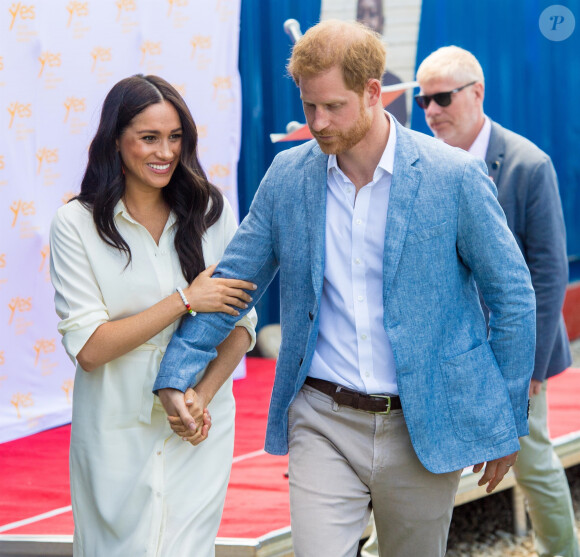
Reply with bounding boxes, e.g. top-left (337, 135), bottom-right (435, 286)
top-left (416, 46), bottom-right (578, 557)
